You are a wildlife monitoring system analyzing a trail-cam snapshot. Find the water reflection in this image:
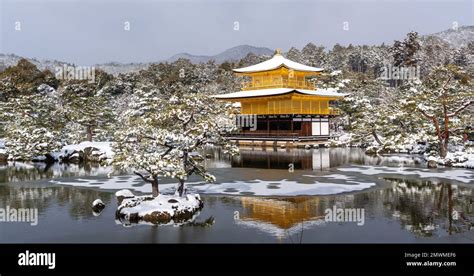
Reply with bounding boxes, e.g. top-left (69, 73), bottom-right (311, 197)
top-left (382, 178), bottom-right (473, 237)
top-left (232, 179), bottom-right (474, 240)
top-left (227, 148), bottom-right (424, 171)
top-left (0, 149), bottom-right (427, 184)
top-left (0, 184), bottom-right (112, 219)
top-left (0, 162), bottom-right (113, 183)
top-left (0, 148), bottom-right (472, 242)
top-left (0, 177), bottom-right (472, 242)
